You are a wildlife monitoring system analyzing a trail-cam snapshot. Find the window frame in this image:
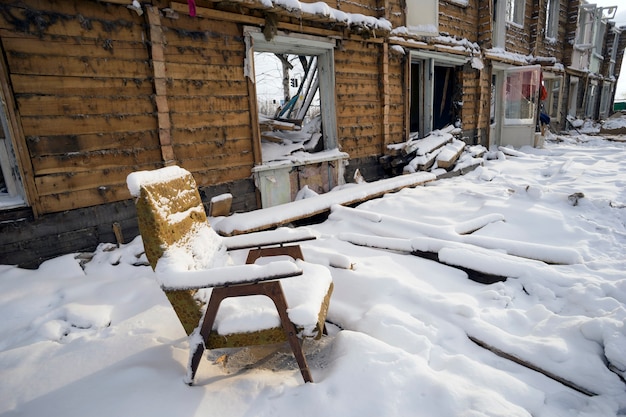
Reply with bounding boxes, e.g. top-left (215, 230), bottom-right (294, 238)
top-left (545, 0), bottom-right (559, 40)
top-left (405, 0), bottom-right (439, 36)
top-left (505, 0), bottom-right (526, 27)
top-left (0, 91), bottom-right (26, 210)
